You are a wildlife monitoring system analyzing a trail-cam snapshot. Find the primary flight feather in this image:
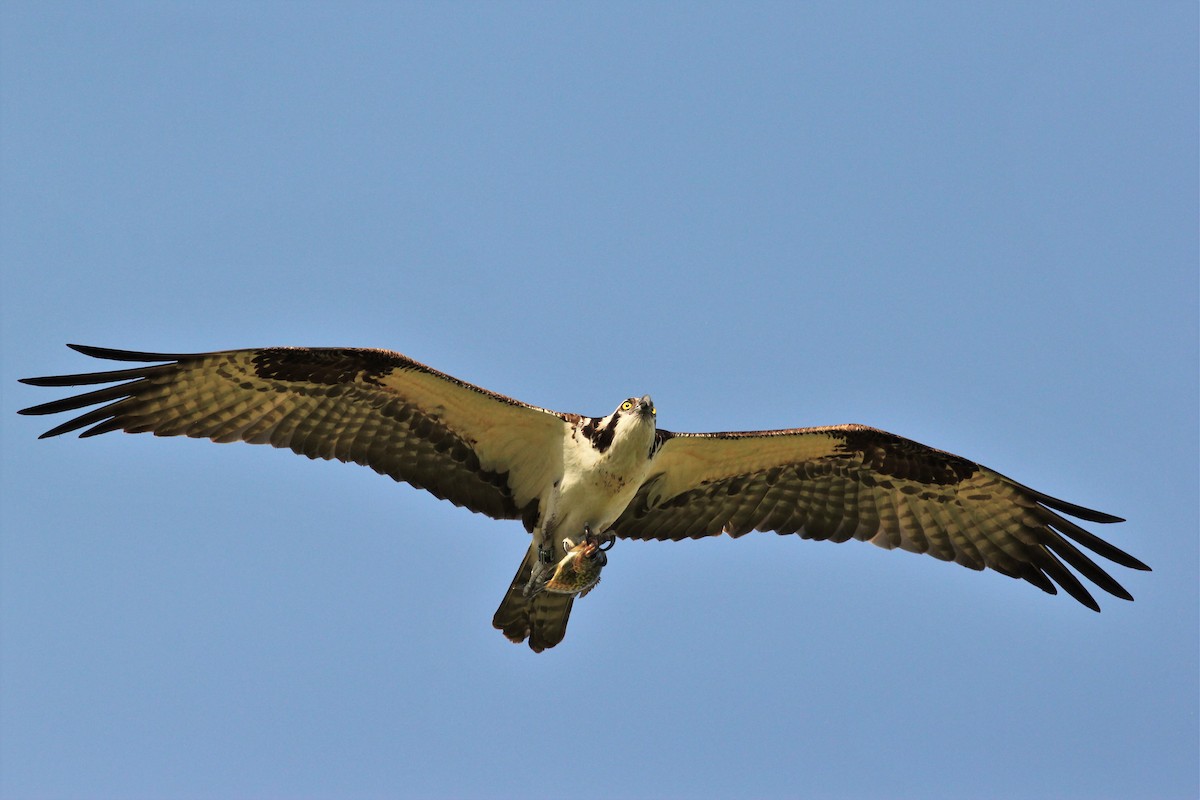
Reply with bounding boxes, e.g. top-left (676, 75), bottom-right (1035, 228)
top-left (19, 344), bottom-right (1149, 651)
